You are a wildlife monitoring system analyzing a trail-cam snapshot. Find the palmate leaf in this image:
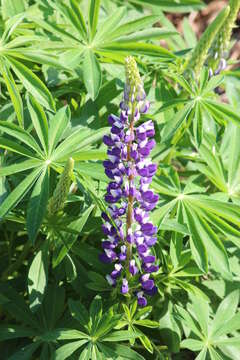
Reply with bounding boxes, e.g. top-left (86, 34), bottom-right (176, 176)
top-left (152, 169), bottom-right (240, 276)
top-left (179, 291), bottom-right (240, 359)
